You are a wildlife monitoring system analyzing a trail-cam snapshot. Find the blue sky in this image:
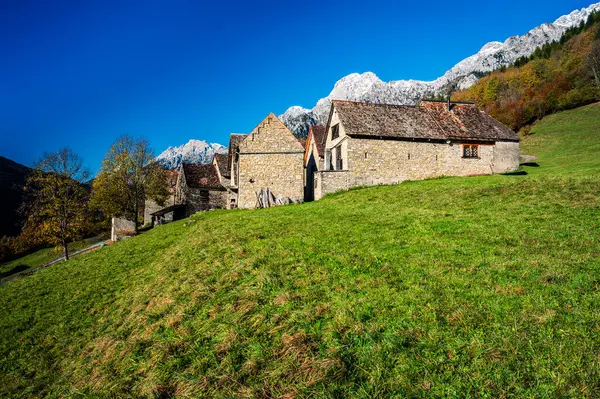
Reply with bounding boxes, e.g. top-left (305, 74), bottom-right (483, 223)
top-left (0, 0), bottom-right (594, 172)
